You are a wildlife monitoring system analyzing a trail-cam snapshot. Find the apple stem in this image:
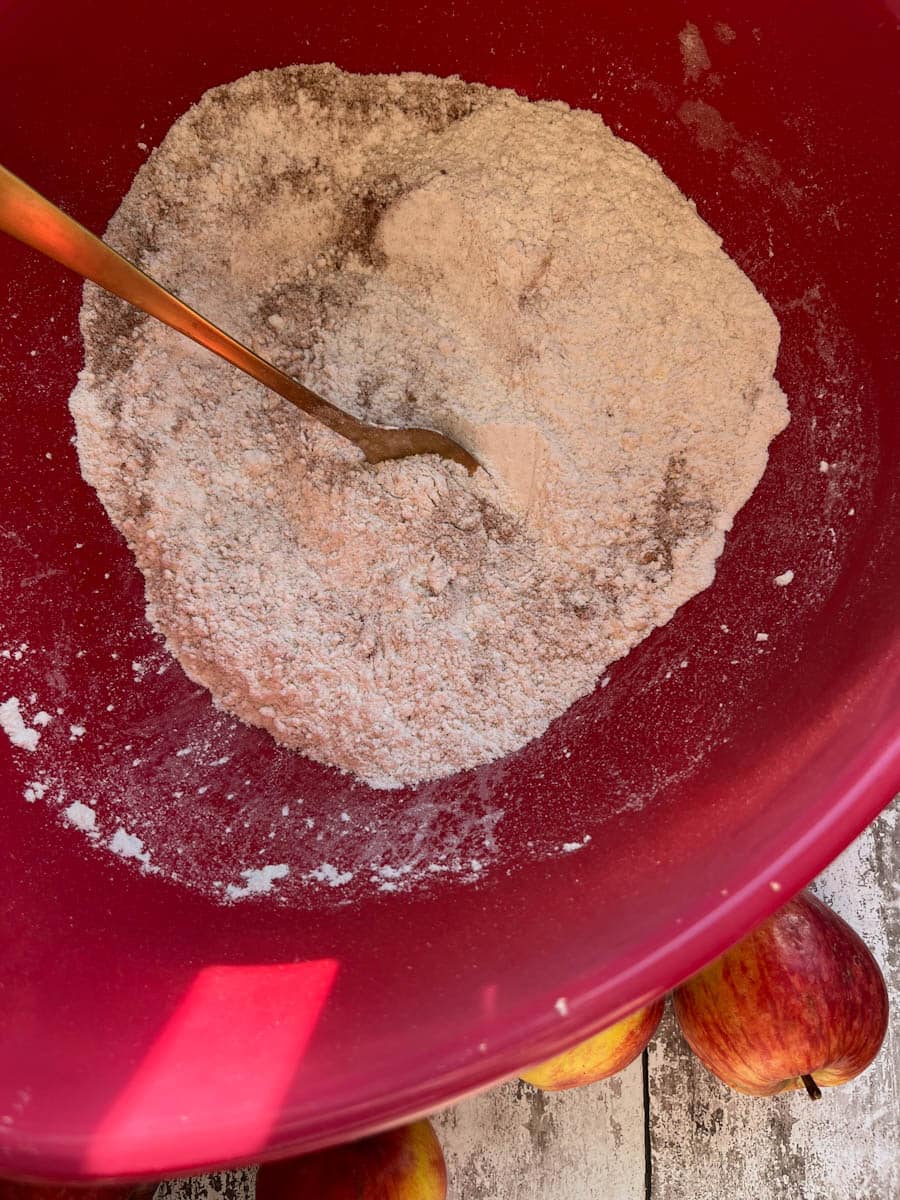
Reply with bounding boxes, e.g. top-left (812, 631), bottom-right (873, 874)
top-left (801, 1074), bottom-right (822, 1101)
